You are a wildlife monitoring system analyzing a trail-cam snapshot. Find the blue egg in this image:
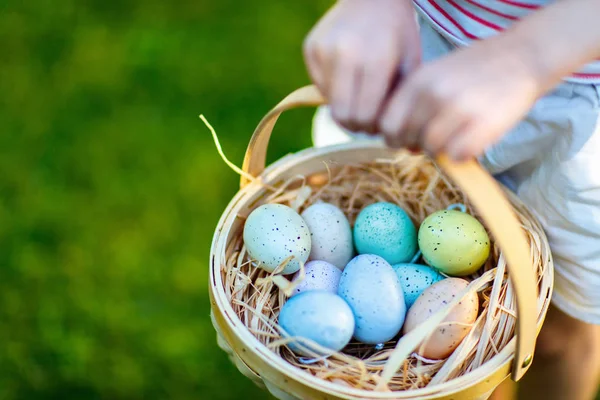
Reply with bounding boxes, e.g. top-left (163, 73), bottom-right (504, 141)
top-left (353, 202), bottom-right (417, 265)
top-left (338, 254), bottom-right (406, 344)
top-left (279, 291), bottom-right (355, 355)
top-left (392, 263), bottom-right (445, 308)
